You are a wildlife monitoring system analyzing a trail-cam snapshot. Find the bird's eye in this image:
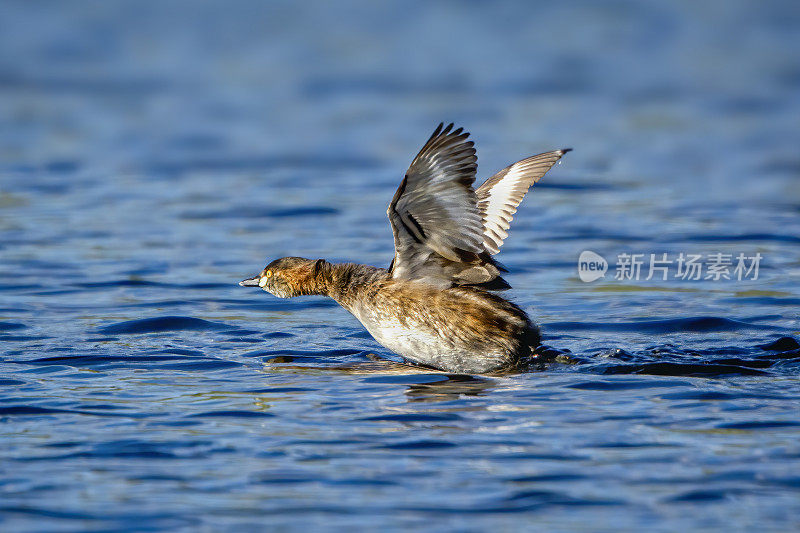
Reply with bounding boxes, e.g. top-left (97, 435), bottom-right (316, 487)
top-left (258, 270), bottom-right (273, 288)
